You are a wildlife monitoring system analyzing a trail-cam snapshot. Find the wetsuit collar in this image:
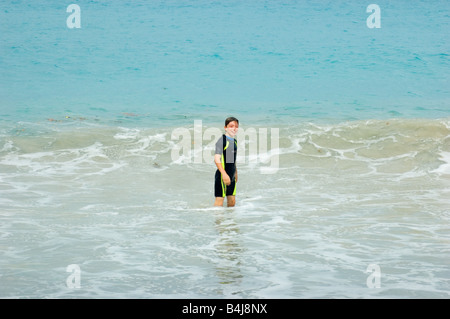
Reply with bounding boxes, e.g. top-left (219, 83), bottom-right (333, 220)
top-left (225, 134), bottom-right (235, 141)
